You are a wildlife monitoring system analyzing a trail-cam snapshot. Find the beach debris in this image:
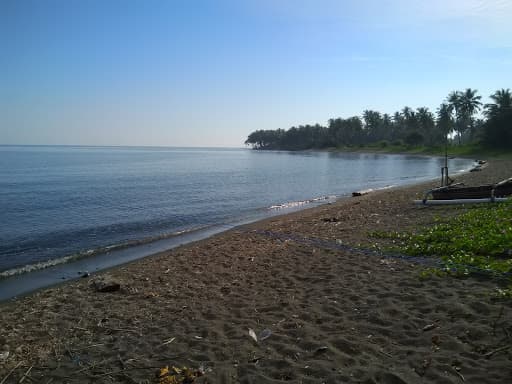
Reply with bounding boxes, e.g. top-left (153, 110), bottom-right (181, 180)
top-left (248, 328), bottom-right (258, 343)
top-left (18, 365), bottom-right (33, 383)
top-left (483, 344), bottom-right (511, 359)
top-left (159, 366), bottom-right (170, 377)
top-left (248, 328), bottom-right (272, 343)
top-left (313, 346), bottom-right (329, 356)
top-left (453, 368), bottom-right (465, 382)
top-left (0, 351), bottom-right (9, 361)
top-left (258, 328), bottom-right (272, 341)
top-left (160, 337), bottom-right (176, 346)
top-left (157, 365), bottom-right (204, 383)
top-left (197, 365), bottom-right (210, 375)
top-left (422, 323), bottom-right (436, 332)
top-left (352, 189), bottom-right (374, 197)
top-left (451, 362), bottom-right (465, 382)
top-left (249, 356), bottom-right (263, 364)
top-left (92, 277), bottom-right (121, 292)
top-left (378, 349), bottom-right (393, 358)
